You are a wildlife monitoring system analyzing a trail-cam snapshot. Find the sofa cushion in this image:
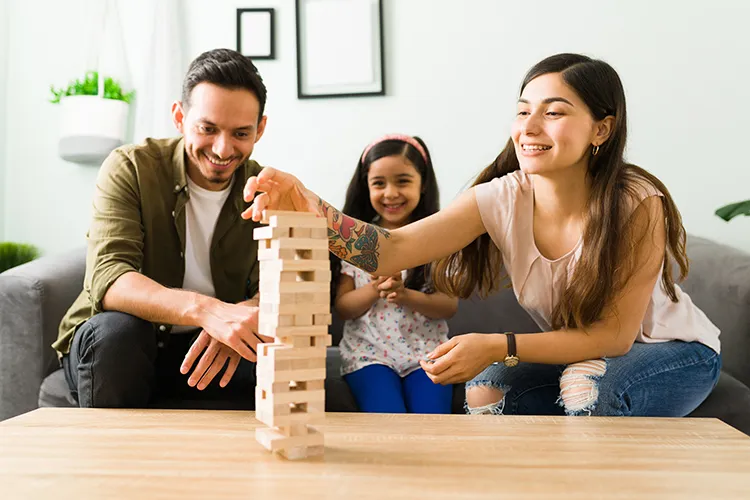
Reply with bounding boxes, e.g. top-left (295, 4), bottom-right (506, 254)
top-left (38, 368), bottom-right (76, 408)
top-left (682, 236), bottom-right (750, 388)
